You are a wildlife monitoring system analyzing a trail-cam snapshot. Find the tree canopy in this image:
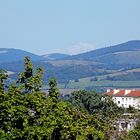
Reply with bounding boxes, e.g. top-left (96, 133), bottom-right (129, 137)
top-left (0, 57), bottom-right (139, 140)
top-left (0, 57), bottom-right (104, 140)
